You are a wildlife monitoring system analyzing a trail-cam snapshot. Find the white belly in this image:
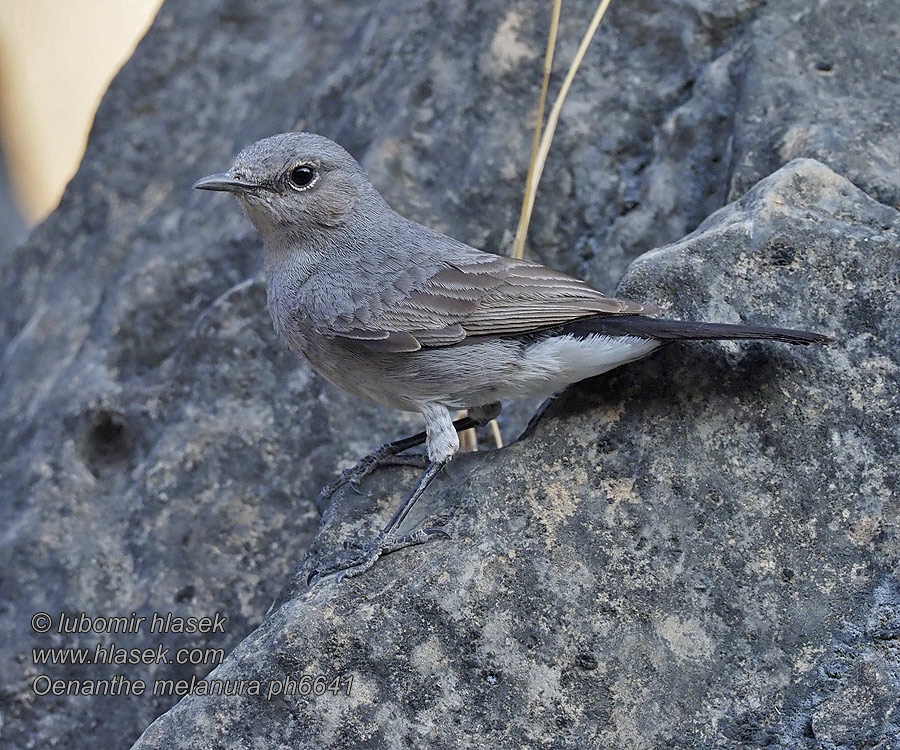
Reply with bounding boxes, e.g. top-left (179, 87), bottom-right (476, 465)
top-left (509, 333), bottom-right (661, 399)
